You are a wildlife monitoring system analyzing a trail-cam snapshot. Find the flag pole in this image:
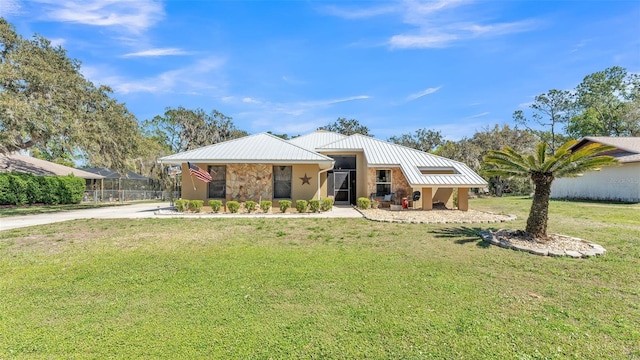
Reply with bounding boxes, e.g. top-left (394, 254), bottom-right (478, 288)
top-left (190, 173), bottom-right (196, 190)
